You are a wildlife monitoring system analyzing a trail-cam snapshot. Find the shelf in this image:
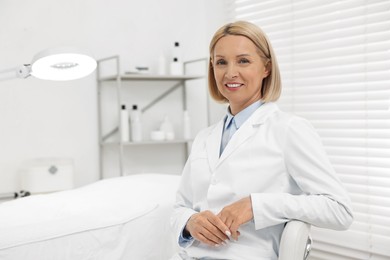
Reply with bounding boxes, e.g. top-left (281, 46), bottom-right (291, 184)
top-left (101, 139), bottom-right (192, 146)
top-left (97, 56), bottom-right (207, 178)
top-left (98, 74), bottom-right (204, 82)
